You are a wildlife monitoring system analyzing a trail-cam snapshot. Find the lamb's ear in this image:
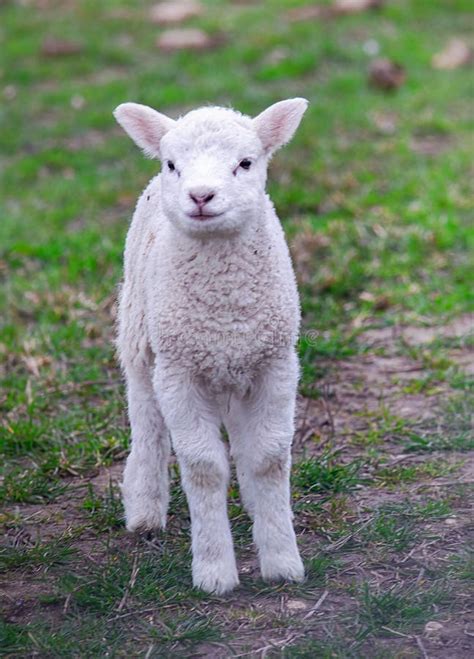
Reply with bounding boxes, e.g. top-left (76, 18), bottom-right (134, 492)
top-left (113, 102), bottom-right (176, 158)
top-left (253, 98), bottom-right (308, 155)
